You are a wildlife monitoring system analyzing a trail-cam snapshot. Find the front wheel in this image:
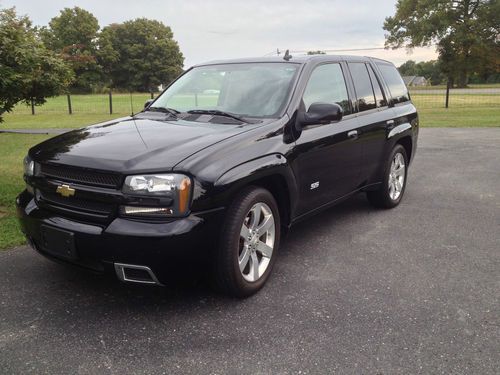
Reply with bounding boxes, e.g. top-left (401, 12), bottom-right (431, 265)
top-left (367, 144), bottom-right (408, 208)
top-left (212, 186), bottom-right (280, 297)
